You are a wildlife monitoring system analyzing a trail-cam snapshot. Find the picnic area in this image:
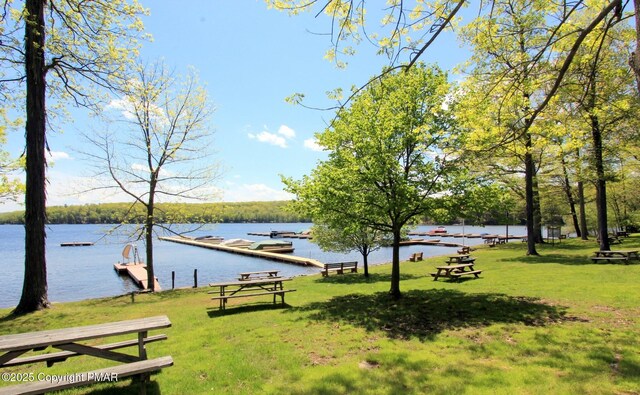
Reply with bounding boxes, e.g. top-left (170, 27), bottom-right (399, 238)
top-left (1, 236), bottom-right (639, 394)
